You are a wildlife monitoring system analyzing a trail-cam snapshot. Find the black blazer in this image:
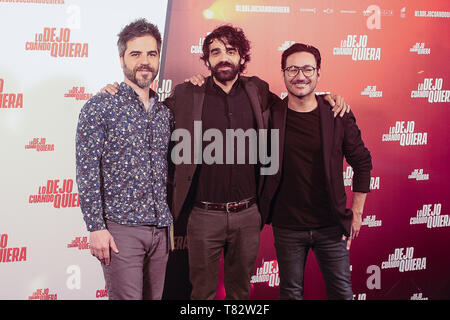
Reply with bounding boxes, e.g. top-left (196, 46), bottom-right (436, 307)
top-left (260, 95), bottom-right (372, 236)
top-left (164, 76), bottom-right (272, 223)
